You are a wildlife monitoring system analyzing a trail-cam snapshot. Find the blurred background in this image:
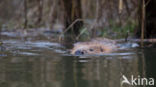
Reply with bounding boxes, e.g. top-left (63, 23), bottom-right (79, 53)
top-left (0, 0), bottom-right (155, 38)
top-left (0, 0), bottom-right (140, 38)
